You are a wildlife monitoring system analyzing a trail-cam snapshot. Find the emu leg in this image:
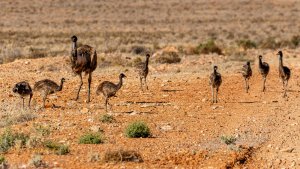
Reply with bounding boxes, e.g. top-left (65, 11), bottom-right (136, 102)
top-left (139, 77), bottom-right (143, 91)
top-left (211, 86), bottom-right (214, 103)
top-left (262, 77), bottom-right (266, 92)
top-left (244, 78), bottom-right (248, 93)
top-left (247, 78), bottom-right (250, 92)
top-left (216, 87), bottom-right (219, 103)
top-left (22, 98), bottom-right (25, 108)
top-left (88, 73), bottom-right (92, 102)
top-left (144, 77), bottom-right (148, 90)
top-left (42, 94), bottom-right (47, 108)
top-left (105, 97), bottom-right (108, 112)
top-left (29, 93), bottom-right (33, 107)
top-left (283, 80), bottom-right (288, 98)
top-left (76, 73), bottom-right (83, 101)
